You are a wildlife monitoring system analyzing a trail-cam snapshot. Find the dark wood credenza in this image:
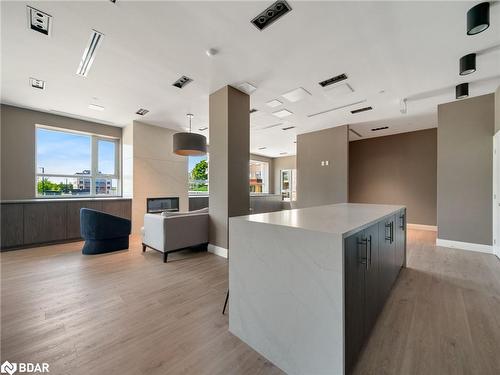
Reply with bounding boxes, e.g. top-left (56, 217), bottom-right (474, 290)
top-left (0, 198), bottom-right (132, 251)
